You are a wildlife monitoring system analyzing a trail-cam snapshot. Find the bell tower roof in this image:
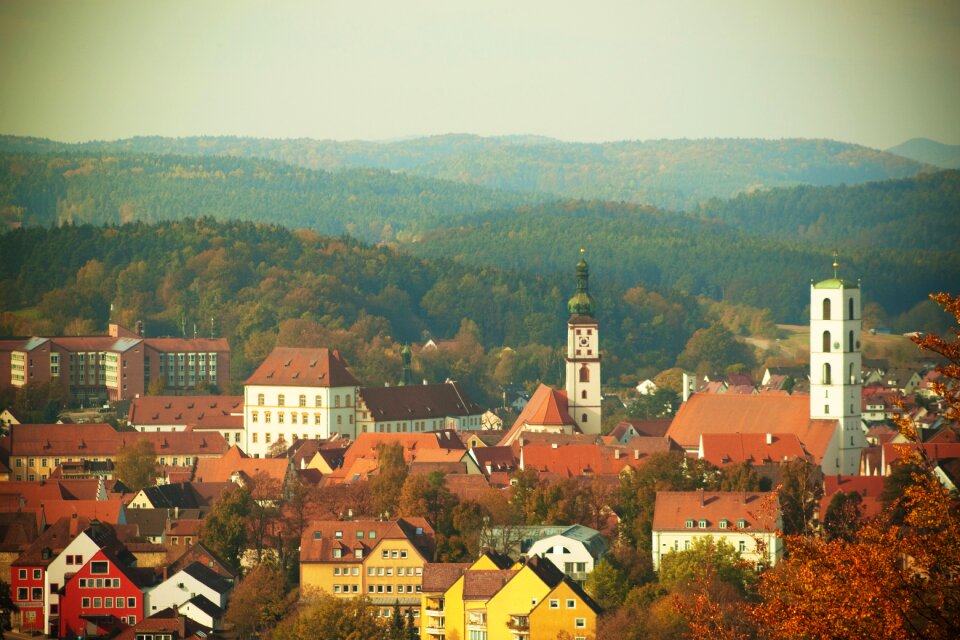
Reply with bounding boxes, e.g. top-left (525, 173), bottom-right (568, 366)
top-left (813, 250), bottom-right (859, 289)
top-left (567, 249), bottom-right (596, 317)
